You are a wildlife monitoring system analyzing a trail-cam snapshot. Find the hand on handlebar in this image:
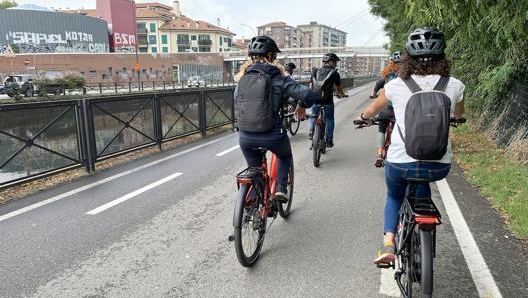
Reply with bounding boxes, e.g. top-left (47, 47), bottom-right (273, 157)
top-left (353, 116), bottom-right (374, 128)
top-left (295, 105), bottom-right (307, 120)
